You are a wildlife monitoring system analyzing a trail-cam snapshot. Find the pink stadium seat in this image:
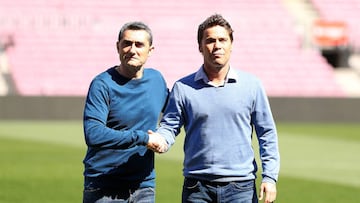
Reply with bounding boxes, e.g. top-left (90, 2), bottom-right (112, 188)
top-left (0, 0), bottom-right (346, 97)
